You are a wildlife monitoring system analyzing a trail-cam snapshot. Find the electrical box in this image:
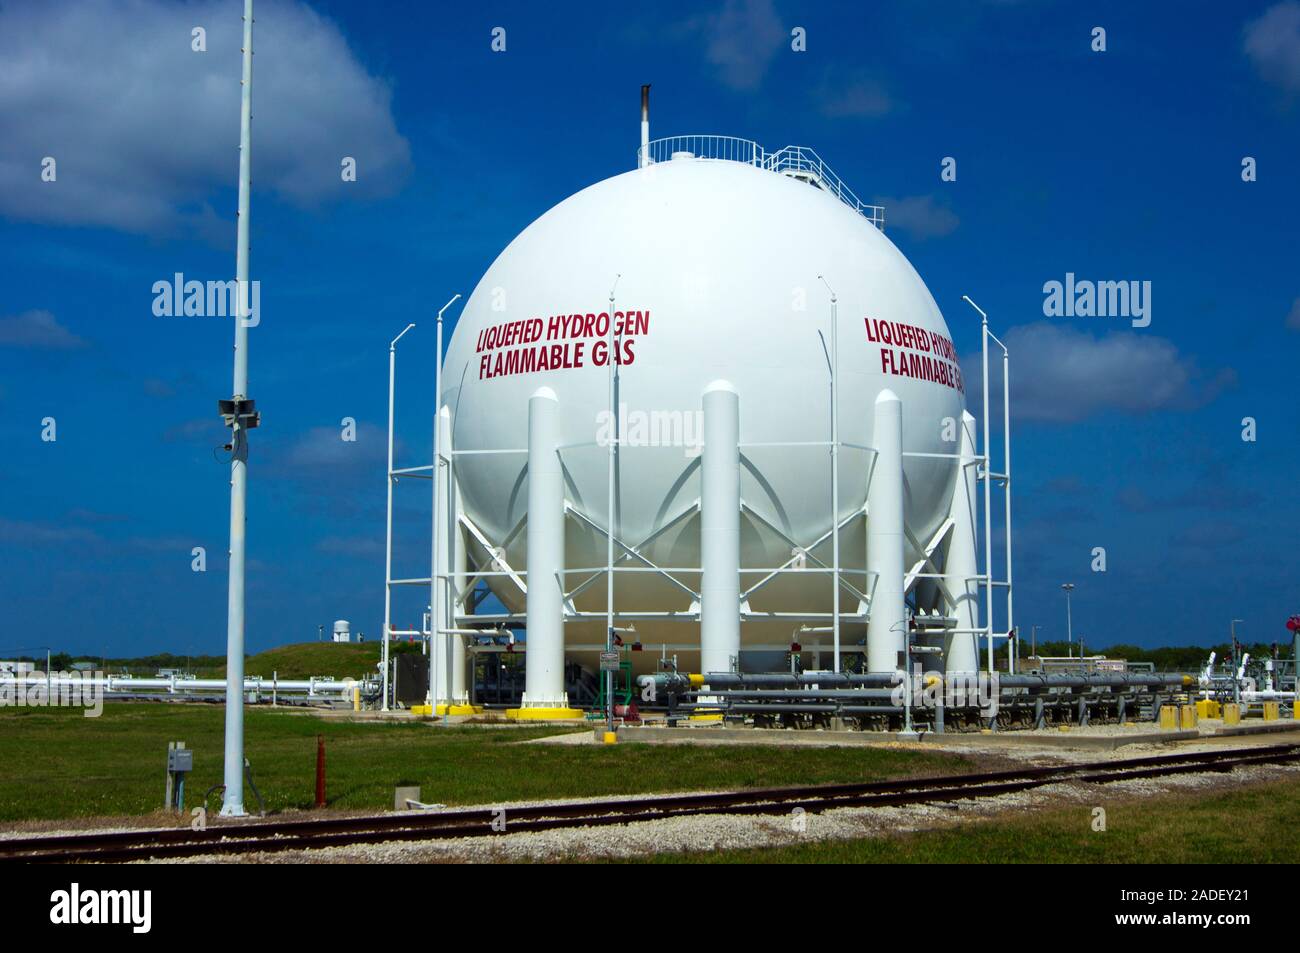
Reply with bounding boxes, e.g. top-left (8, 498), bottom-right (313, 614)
top-left (168, 748), bottom-right (193, 773)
